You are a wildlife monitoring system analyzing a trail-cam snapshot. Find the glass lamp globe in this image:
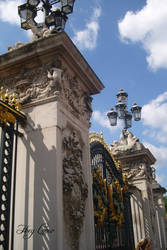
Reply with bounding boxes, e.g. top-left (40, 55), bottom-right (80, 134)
top-left (131, 102), bottom-right (142, 121)
top-left (115, 101), bottom-right (126, 119)
top-left (18, 3), bottom-right (37, 30)
top-left (45, 9), bottom-right (68, 31)
top-left (116, 88), bottom-right (128, 105)
top-left (124, 112), bottom-right (132, 129)
top-left (107, 107), bottom-right (118, 126)
top-left (61, 0), bottom-right (75, 14)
